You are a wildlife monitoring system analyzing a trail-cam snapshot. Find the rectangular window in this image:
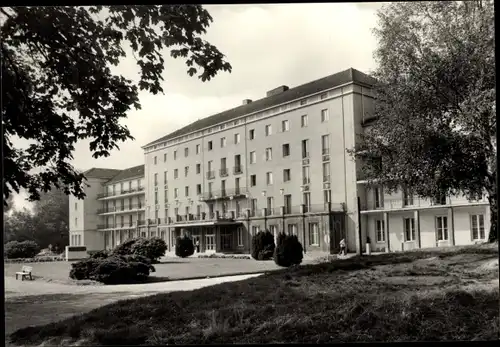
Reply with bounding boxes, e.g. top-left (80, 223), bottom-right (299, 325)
top-left (196, 205), bottom-right (201, 216)
top-left (288, 224), bottom-right (297, 236)
top-left (284, 194), bottom-right (292, 214)
top-left (283, 169), bottom-right (291, 182)
top-left (404, 218), bottom-right (416, 241)
top-left (174, 188), bottom-right (179, 199)
top-left (321, 134), bottom-right (330, 155)
top-left (129, 215), bottom-right (133, 226)
top-left (265, 124), bottom-right (272, 136)
top-left (269, 225), bottom-right (278, 236)
top-left (196, 184), bottom-right (202, 195)
top-left (303, 192), bottom-right (311, 212)
top-left (196, 163), bottom-right (201, 174)
top-left (266, 172), bottom-right (273, 185)
top-left (376, 220), bottom-right (385, 242)
top-left (237, 226), bottom-right (244, 246)
top-left (375, 187), bottom-right (384, 208)
top-left (208, 141), bottom-right (213, 151)
top-left (234, 133), bottom-right (240, 144)
top-left (184, 147), bottom-right (189, 157)
top-left (265, 147), bottom-right (272, 161)
top-left (196, 144), bottom-right (201, 154)
top-left (436, 216), bottom-right (448, 241)
top-left (164, 190), bottom-right (168, 203)
top-left (154, 173), bottom-right (158, 186)
top-left (208, 160), bottom-right (213, 171)
top-left (267, 197), bottom-right (274, 211)
top-left (208, 182), bottom-right (213, 194)
top-left (282, 143), bottom-right (290, 157)
top-left (302, 166), bottom-right (310, 185)
top-left (322, 162), bottom-right (330, 182)
top-left (403, 188), bottom-right (414, 206)
top-left (220, 157), bottom-right (227, 170)
top-left (154, 191), bottom-right (158, 204)
top-left (251, 225), bottom-right (260, 235)
top-left (173, 150), bottom-right (177, 160)
top-left (470, 214), bottom-right (485, 240)
top-left (309, 223), bottom-right (319, 246)
top-left (75, 217), bottom-right (78, 227)
top-left (154, 156), bottom-right (157, 165)
top-left (249, 129), bottom-right (255, 140)
top-left (164, 171), bottom-right (167, 184)
top-left (323, 189), bottom-right (331, 204)
top-left (185, 186), bottom-right (189, 197)
top-left (220, 137), bottom-right (227, 148)
top-left (250, 151), bottom-right (256, 164)
top-left (302, 139), bottom-right (309, 158)
top-left (433, 192), bottom-right (447, 205)
top-left (321, 109), bottom-right (329, 122)
top-left (184, 166), bottom-right (189, 177)
top-left (174, 169), bottom-right (178, 179)
top-left (250, 174), bottom-right (257, 187)
top-left (301, 114), bottom-right (308, 127)
top-left (74, 202), bottom-right (77, 211)
top-left (251, 198), bottom-right (258, 216)
top-left (129, 181), bottom-right (132, 190)
top-left (221, 180), bottom-right (226, 195)
top-left (281, 120), bottom-right (289, 132)
top-left (164, 153), bottom-right (167, 162)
